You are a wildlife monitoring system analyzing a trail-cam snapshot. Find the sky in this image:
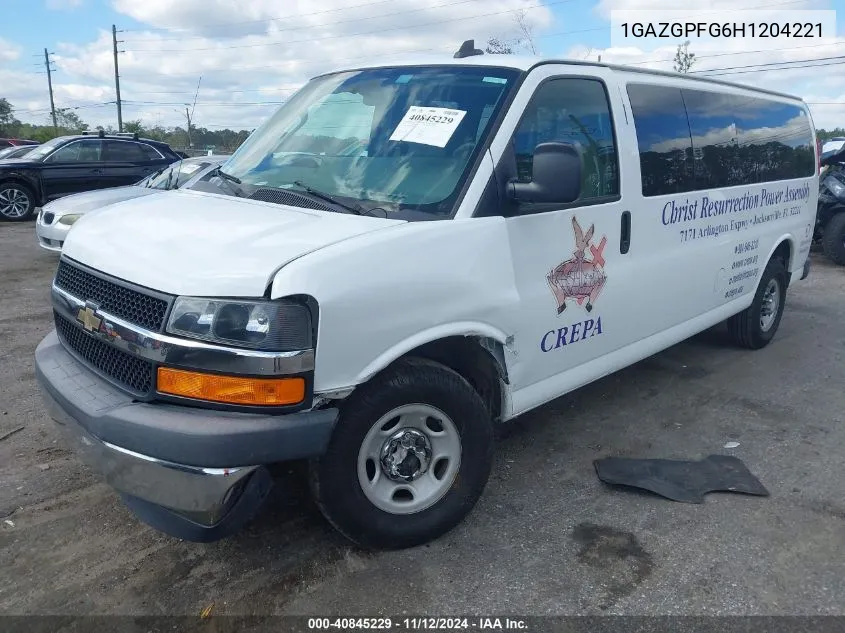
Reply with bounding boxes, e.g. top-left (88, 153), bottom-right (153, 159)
top-left (1, 0), bottom-right (844, 133)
